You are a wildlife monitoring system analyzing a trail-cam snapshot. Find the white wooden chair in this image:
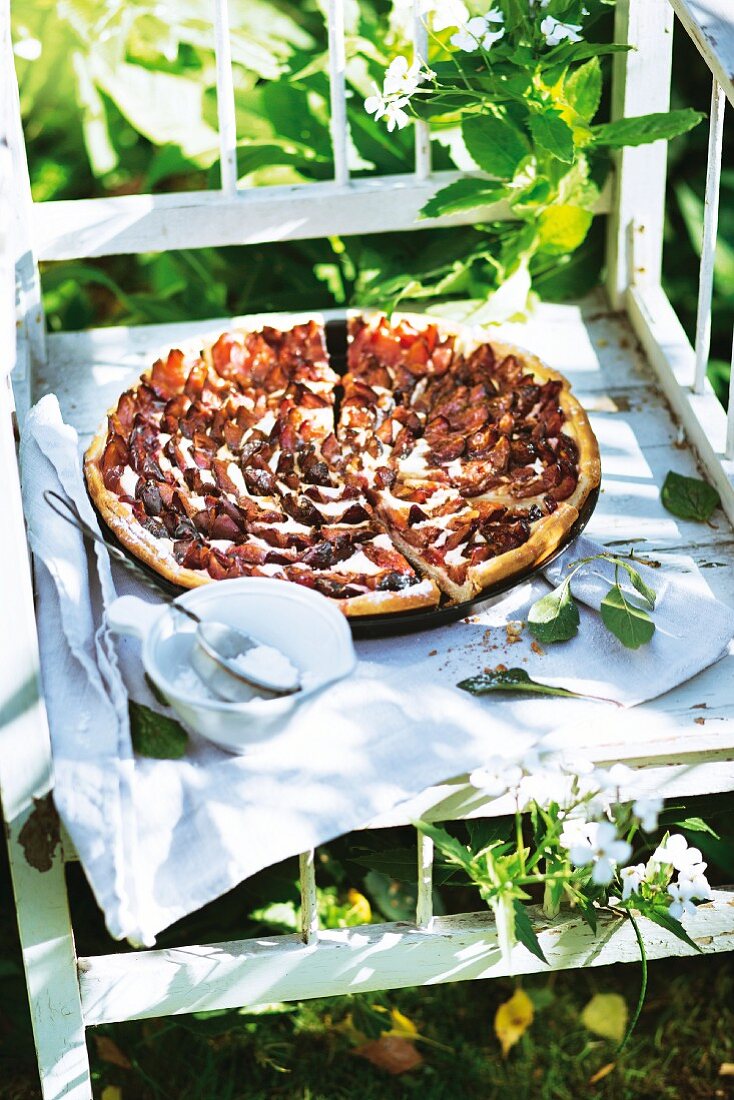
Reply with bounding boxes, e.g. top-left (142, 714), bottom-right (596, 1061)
top-left (2, 2), bottom-right (734, 1097)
